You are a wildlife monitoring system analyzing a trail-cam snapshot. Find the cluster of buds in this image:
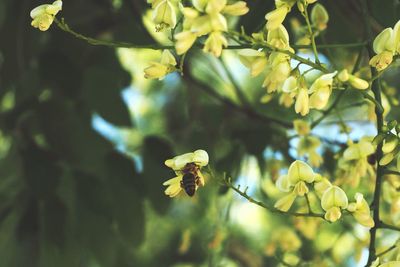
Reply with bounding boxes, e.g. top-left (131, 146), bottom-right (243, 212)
top-left (370, 20), bottom-right (400, 71)
top-left (374, 120), bottom-right (400, 169)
